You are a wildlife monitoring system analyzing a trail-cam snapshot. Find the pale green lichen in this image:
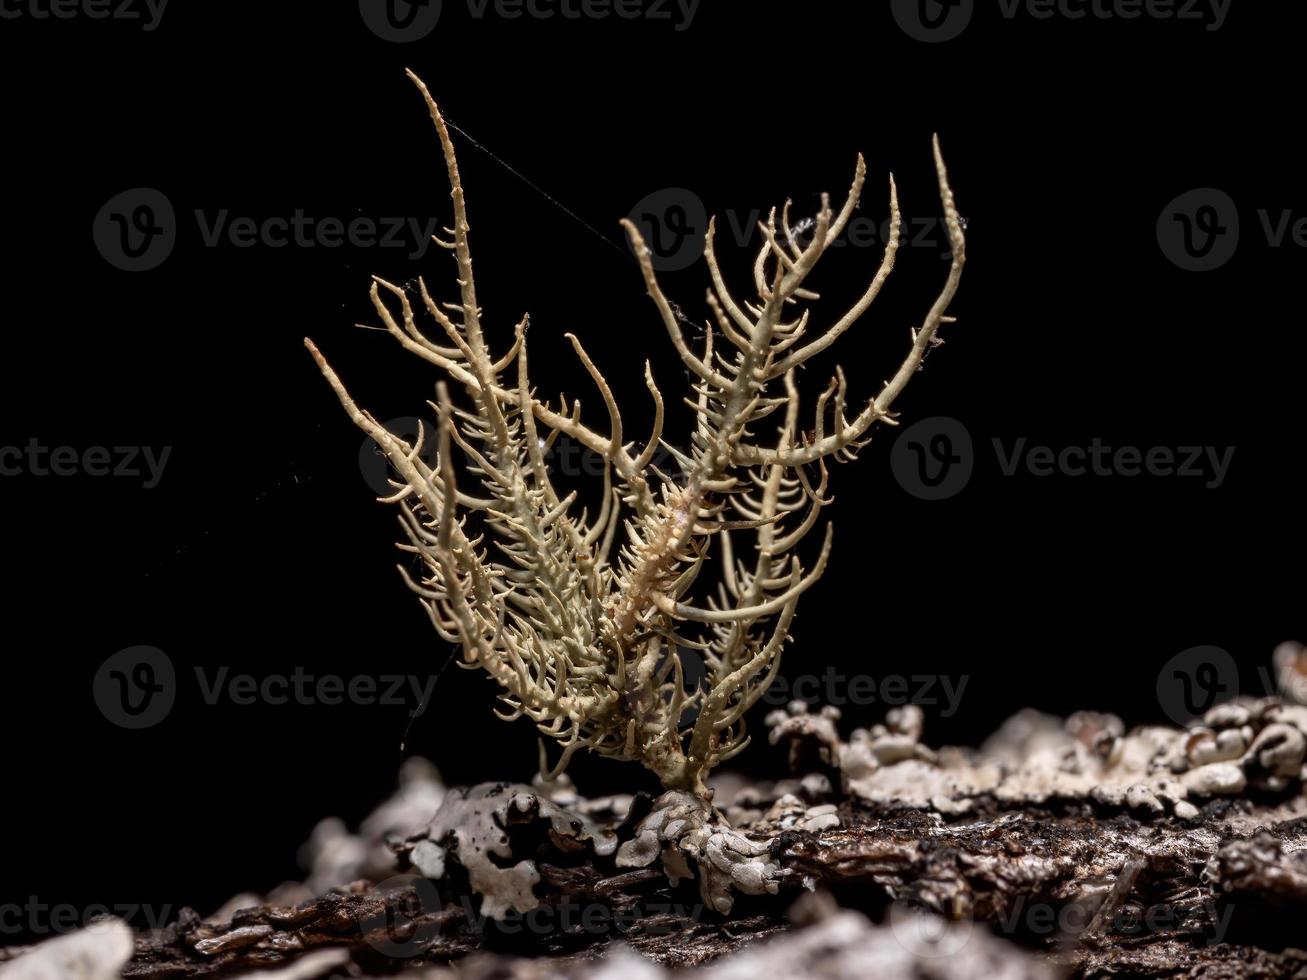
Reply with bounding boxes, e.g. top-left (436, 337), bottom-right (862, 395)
top-left (308, 70), bottom-right (966, 800)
